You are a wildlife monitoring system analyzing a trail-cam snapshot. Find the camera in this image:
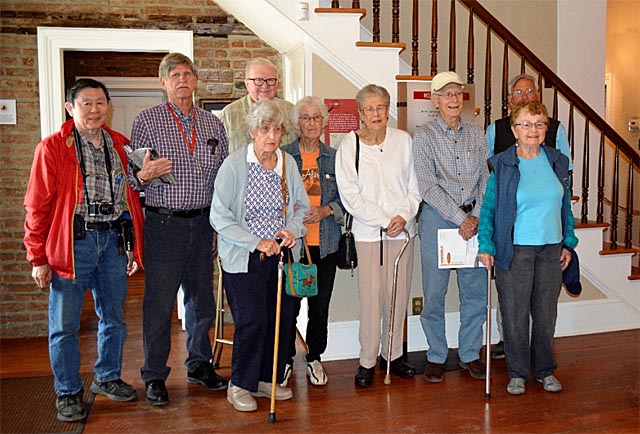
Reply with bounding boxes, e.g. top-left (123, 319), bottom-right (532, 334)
top-left (88, 201), bottom-right (115, 217)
